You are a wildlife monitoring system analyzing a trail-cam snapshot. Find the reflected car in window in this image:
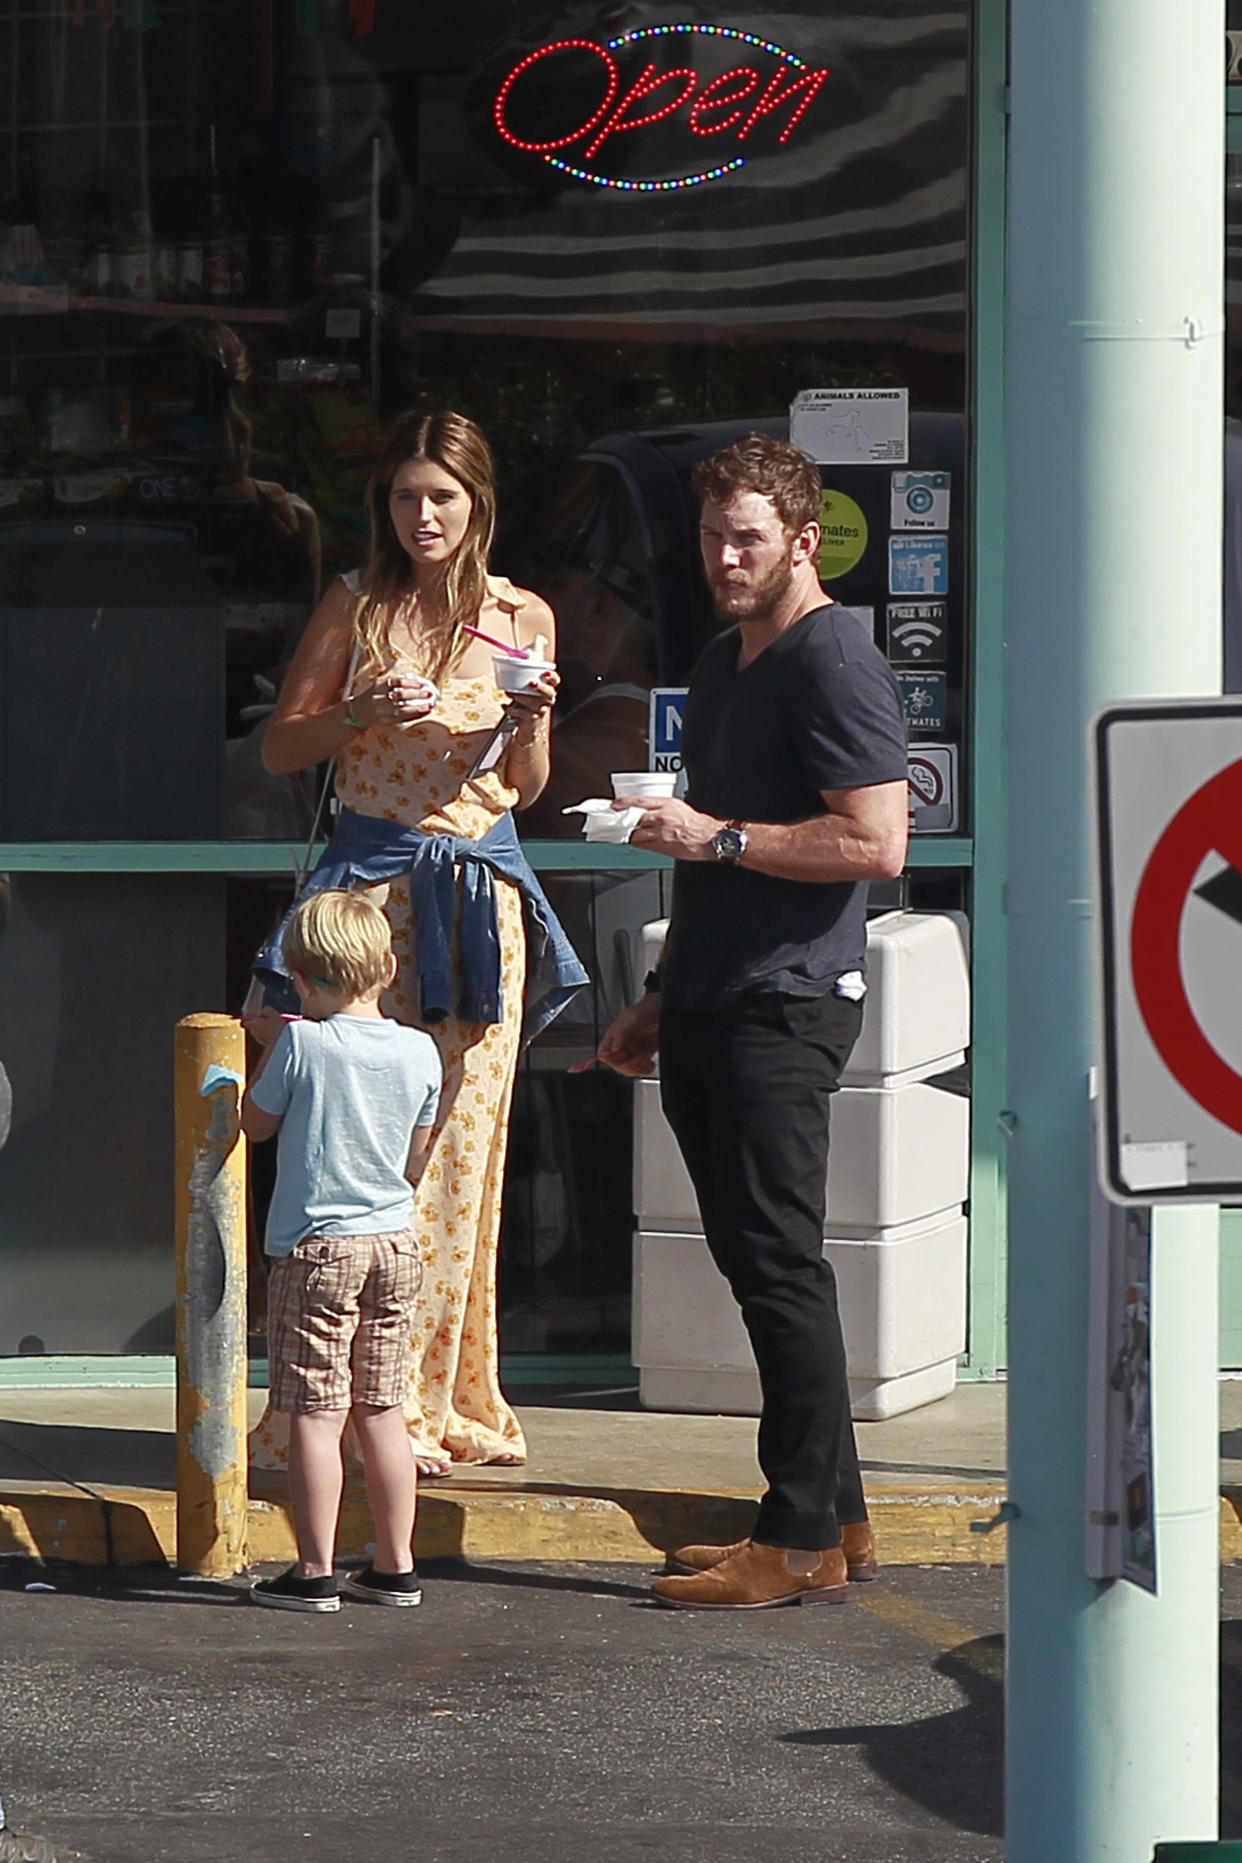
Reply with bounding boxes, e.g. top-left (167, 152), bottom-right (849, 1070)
top-left (494, 412), bottom-right (965, 836)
